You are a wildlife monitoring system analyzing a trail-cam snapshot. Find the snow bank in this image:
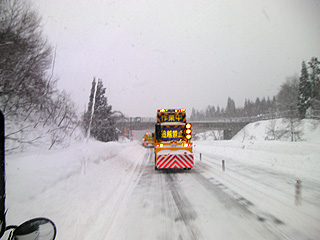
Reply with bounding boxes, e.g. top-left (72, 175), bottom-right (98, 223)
top-left (232, 118), bottom-right (320, 143)
top-left (194, 130), bottom-right (224, 141)
top-left (195, 139), bottom-right (320, 182)
top-left (5, 139), bottom-right (146, 237)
